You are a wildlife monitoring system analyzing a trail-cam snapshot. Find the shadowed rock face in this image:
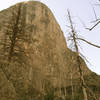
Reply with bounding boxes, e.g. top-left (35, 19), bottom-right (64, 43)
top-left (0, 1), bottom-right (99, 100)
